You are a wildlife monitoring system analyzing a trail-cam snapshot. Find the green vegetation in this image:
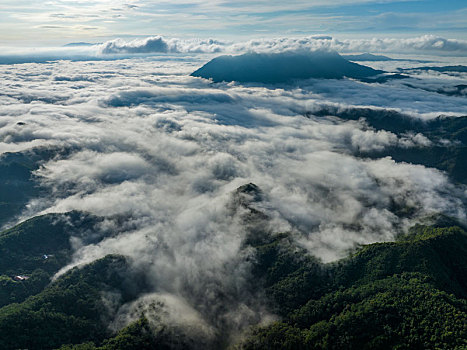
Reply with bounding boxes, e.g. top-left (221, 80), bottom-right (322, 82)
top-left (58, 317), bottom-right (196, 350)
top-left (0, 212), bottom-right (102, 307)
top-left (0, 147), bottom-right (71, 227)
top-left (0, 255), bottom-right (149, 350)
top-left (239, 225), bottom-right (467, 349)
top-left (371, 144), bottom-right (467, 185)
top-left (0, 151), bottom-right (41, 226)
top-left (0, 214), bottom-right (466, 349)
top-left (0, 182), bottom-right (466, 349)
top-left (242, 273), bottom-right (467, 350)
